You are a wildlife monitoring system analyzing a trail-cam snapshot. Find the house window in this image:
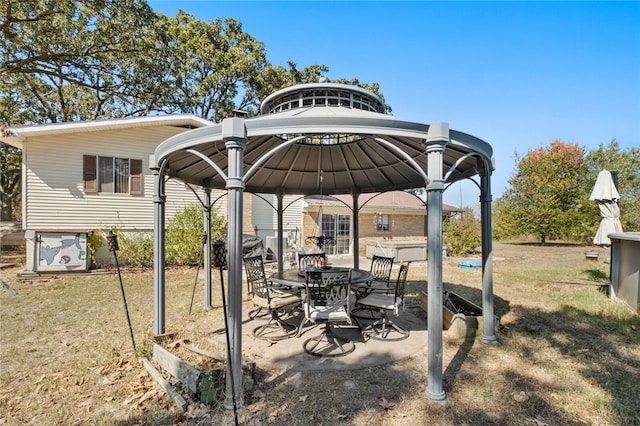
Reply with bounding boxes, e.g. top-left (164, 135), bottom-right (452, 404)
top-left (83, 155), bottom-right (142, 195)
top-left (375, 213), bottom-right (390, 232)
